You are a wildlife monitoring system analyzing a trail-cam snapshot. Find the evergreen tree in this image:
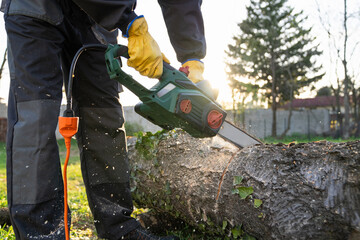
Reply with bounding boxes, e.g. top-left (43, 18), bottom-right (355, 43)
top-left (226, 0), bottom-right (323, 137)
